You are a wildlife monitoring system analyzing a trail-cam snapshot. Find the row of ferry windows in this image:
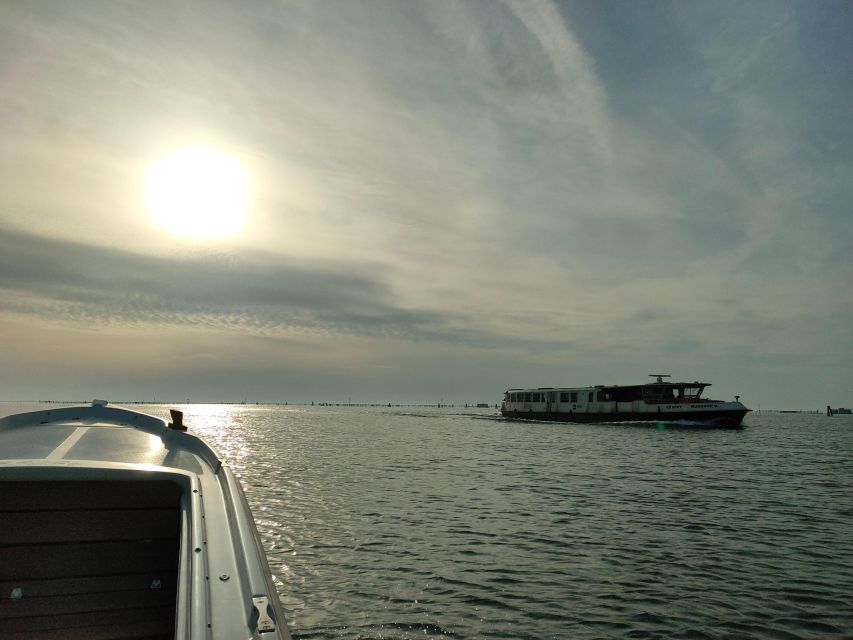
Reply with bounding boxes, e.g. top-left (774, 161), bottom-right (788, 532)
top-left (508, 391), bottom-right (593, 403)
